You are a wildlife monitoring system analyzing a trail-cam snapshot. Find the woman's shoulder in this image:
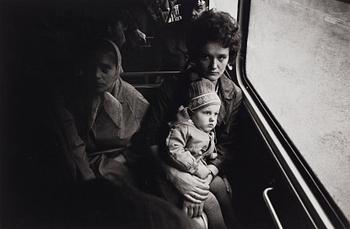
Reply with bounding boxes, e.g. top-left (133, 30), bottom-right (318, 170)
top-left (219, 73), bottom-right (242, 103)
top-left (115, 79), bottom-right (150, 119)
top-left (117, 79), bottom-right (149, 105)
